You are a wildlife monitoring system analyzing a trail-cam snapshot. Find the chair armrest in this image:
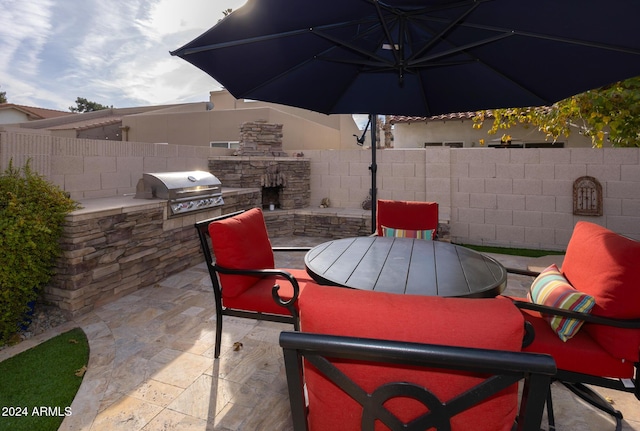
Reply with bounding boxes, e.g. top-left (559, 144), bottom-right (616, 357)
top-left (272, 246), bottom-right (312, 252)
top-left (512, 300), bottom-right (640, 329)
top-left (213, 264), bottom-right (301, 308)
top-left (506, 267), bottom-right (540, 277)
